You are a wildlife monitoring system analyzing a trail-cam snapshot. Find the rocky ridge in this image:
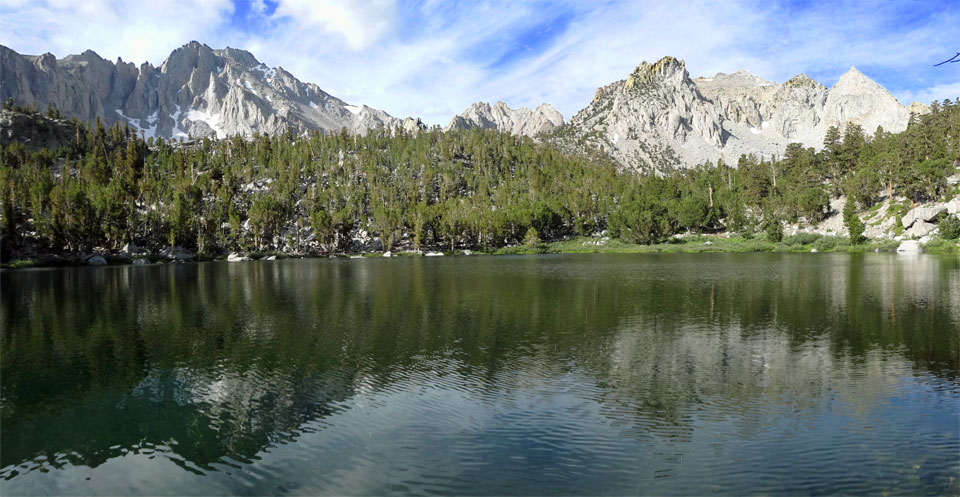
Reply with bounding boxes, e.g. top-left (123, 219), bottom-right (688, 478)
top-left (557, 56), bottom-right (926, 172)
top-left (445, 101), bottom-right (564, 137)
top-left (0, 42), bottom-right (409, 140)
